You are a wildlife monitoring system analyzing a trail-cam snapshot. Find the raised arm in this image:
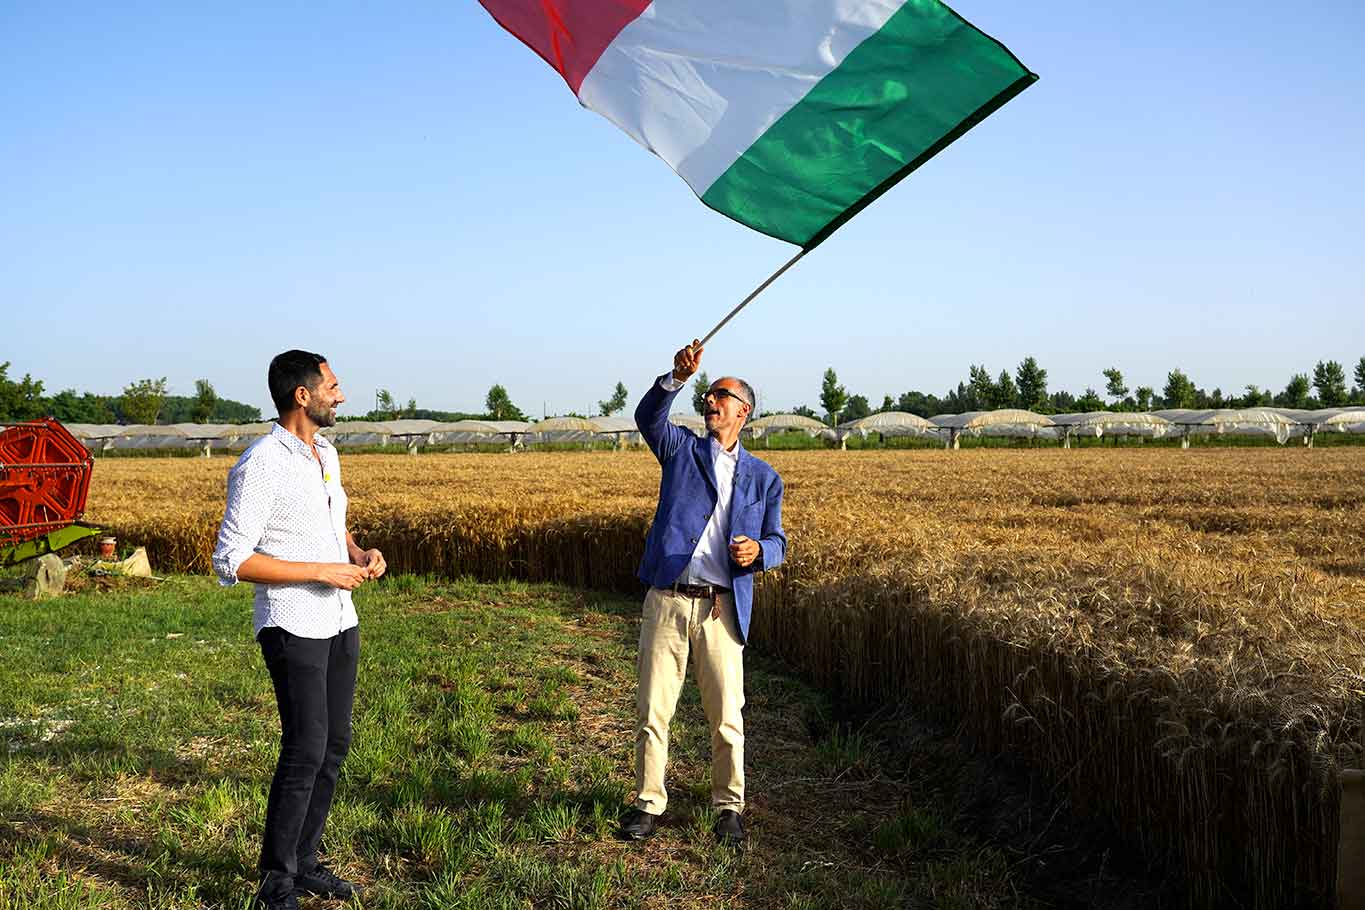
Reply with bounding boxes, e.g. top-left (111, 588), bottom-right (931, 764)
top-left (635, 340), bottom-right (704, 463)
